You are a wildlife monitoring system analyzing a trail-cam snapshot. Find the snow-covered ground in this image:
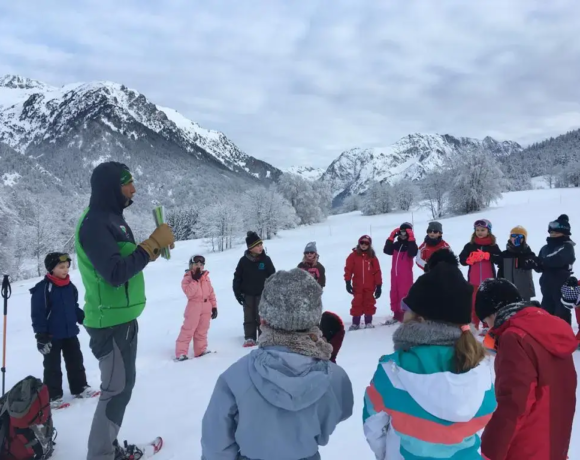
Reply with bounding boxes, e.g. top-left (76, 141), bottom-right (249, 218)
top-left (4, 188), bottom-right (580, 458)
